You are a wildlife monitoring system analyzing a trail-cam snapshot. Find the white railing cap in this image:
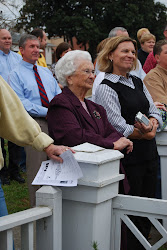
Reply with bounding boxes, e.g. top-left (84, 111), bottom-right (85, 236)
top-left (74, 149), bottom-right (124, 164)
